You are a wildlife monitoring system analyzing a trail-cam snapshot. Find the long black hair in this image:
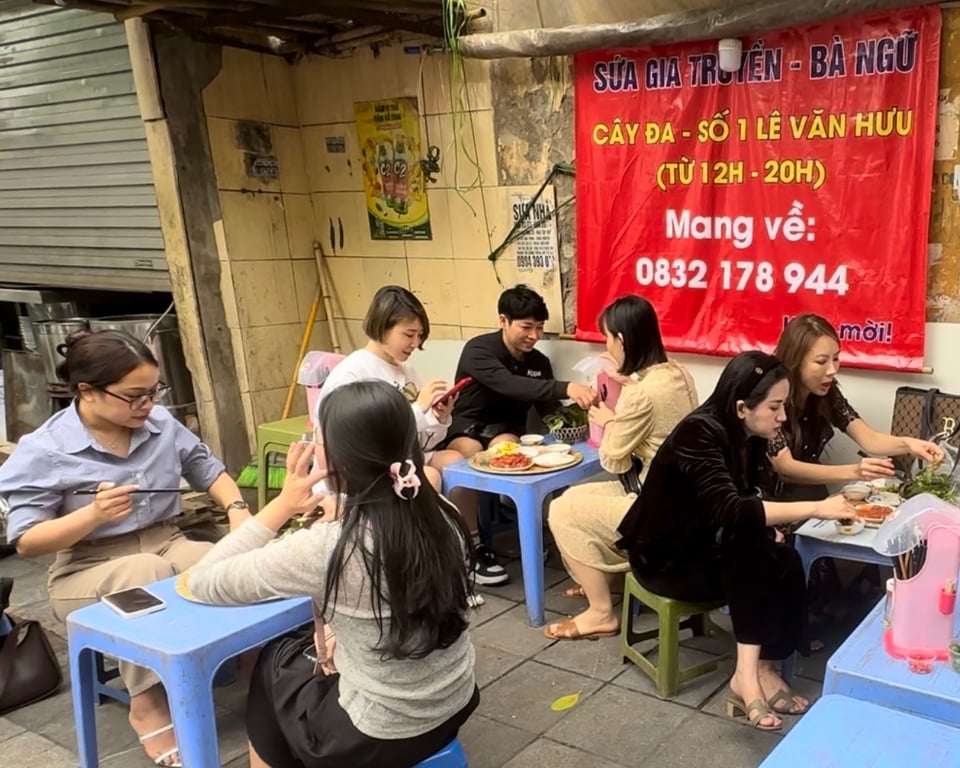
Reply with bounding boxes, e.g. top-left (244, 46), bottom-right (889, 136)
top-left (696, 350), bottom-right (789, 489)
top-left (318, 380), bottom-right (472, 659)
top-left (599, 295), bottom-right (668, 375)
